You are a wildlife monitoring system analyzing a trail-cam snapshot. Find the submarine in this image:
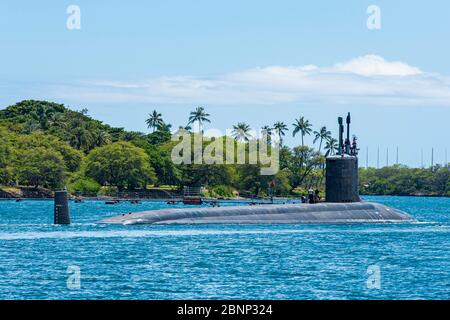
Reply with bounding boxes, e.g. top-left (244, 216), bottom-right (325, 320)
top-left (101, 113), bottom-right (416, 225)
